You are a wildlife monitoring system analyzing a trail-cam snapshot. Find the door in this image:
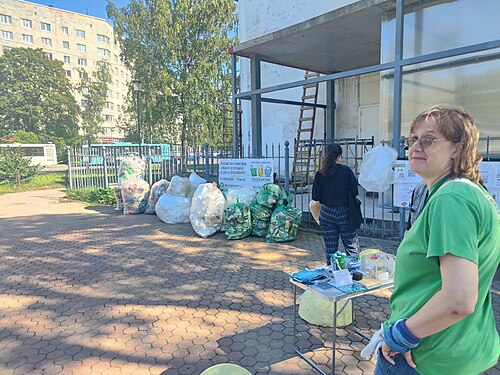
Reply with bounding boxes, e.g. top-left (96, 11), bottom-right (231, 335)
top-left (359, 104), bottom-right (380, 146)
